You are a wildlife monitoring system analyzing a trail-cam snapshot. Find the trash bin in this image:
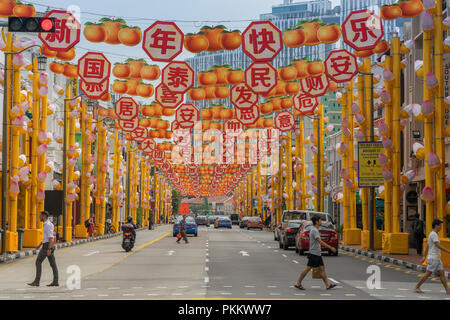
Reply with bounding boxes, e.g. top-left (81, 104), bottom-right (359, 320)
top-left (17, 228), bottom-right (25, 250)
